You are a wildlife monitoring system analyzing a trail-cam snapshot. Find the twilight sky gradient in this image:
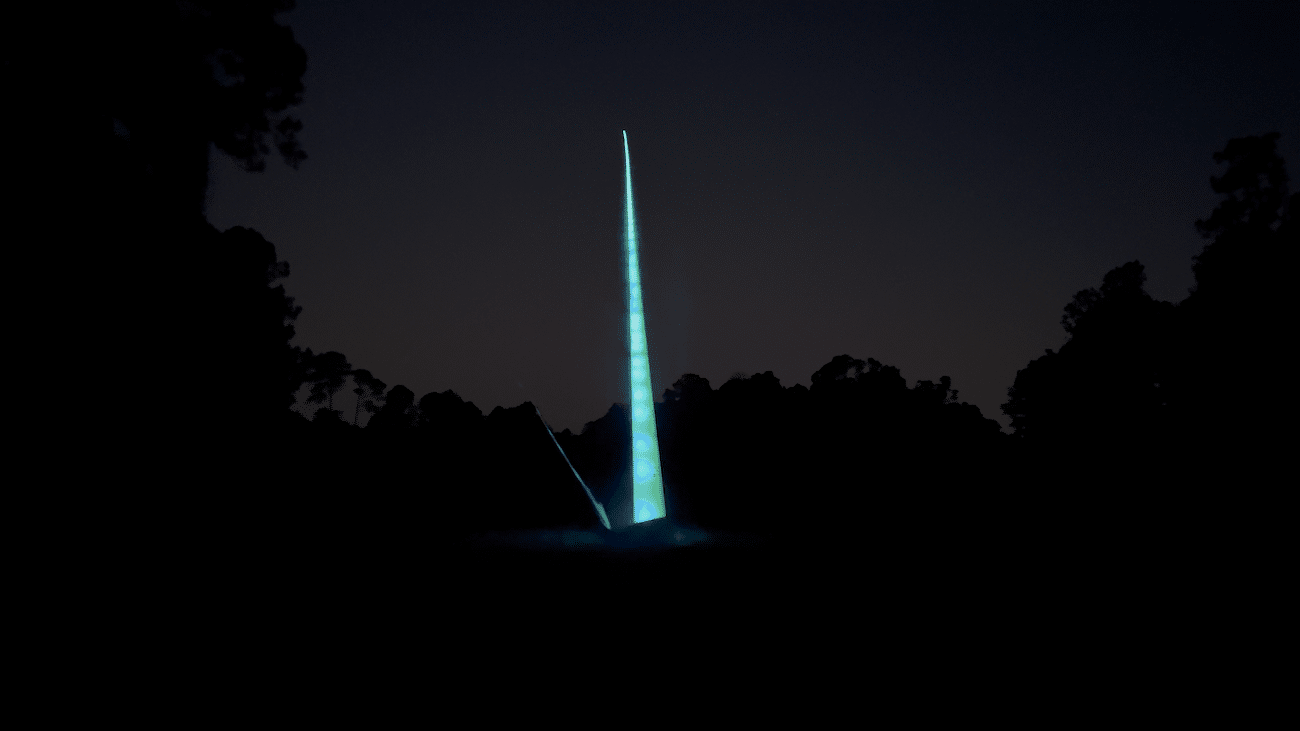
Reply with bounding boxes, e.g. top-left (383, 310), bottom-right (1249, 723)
top-left (206, 0), bottom-right (1299, 432)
